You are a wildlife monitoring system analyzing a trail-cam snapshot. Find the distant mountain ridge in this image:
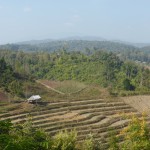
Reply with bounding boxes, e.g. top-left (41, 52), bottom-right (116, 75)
top-left (60, 36), bottom-right (106, 41)
top-left (16, 36), bottom-right (106, 45)
top-left (14, 36), bottom-right (150, 48)
top-left (0, 39), bottom-right (139, 52)
top-left (1, 36), bottom-right (150, 48)
top-left (0, 38), bottom-right (150, 61)
top-left (112, 40), bottom-right (150, 48)
top-left (17, 39), bottom-right (54, 45)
